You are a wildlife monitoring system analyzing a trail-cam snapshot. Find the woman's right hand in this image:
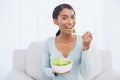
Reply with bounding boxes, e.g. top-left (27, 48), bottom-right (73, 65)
top-left (64, 70), bottom-right (72, 74)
